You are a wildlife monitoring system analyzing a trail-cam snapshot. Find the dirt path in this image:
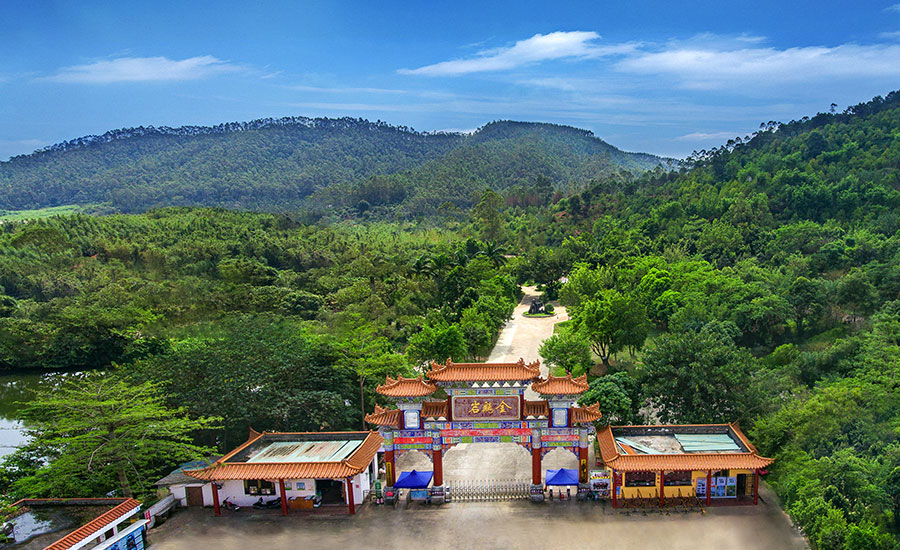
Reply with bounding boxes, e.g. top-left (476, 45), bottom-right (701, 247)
top-left (488, 286), bottom-right (568, 399)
